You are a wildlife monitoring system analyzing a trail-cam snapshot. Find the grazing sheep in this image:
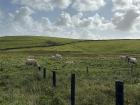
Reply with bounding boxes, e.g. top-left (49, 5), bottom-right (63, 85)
top-left (120, 55), bottom-right (137, 65)
top-left (56, 54), bottom-right (63, 59)
top-left (127, 57), bottom-right (137, 65)
top-left (26, 58), bottom-right (39, 66)
top-left (120, 55), bottom-right (127, 60)
top-left (127, 56), bottom-right (137, 73)
top-left (120, 55), bottom-right (137, 74)
top-left (51, 54), bottom-right (63, 59)
top-left (51, 55), bottom-right (55, 58)
top-left (65, 61), bottom-right (74, 64)
top-left (28, 56), bottom-right (35, 59)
